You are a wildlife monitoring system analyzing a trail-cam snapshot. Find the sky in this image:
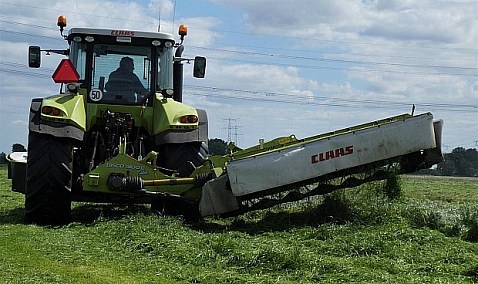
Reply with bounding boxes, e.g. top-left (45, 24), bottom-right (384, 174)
top-left (0, 0), bottom-right (477, 154)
